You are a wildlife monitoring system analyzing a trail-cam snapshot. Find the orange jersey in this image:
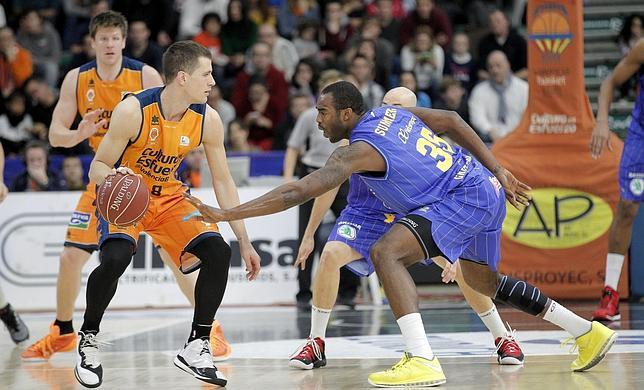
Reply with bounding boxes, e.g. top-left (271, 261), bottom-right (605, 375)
top-left (120, 87), bottom-right (205, 197)
top-left (76, 57), bottom-right (144, 151)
